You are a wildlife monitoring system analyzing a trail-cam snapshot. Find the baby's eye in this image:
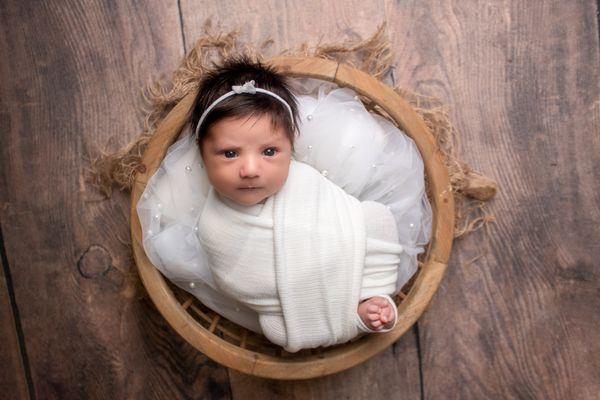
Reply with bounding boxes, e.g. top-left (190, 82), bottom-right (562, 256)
top-left (223, 150), bottom-right (237, 158)
top-left (263, 147), bottom-right (277, 157)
